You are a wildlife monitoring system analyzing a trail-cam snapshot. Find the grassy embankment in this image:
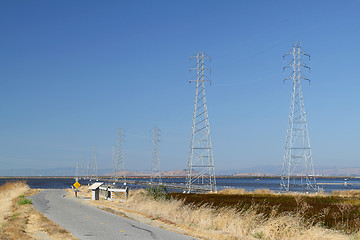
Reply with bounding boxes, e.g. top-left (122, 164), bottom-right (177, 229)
top-left (0, 181), bottom-right (77, 240)
top-left (170, 189), bottom-right (360, 234)
top-left (73, 185), bottom-right (360, 240)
